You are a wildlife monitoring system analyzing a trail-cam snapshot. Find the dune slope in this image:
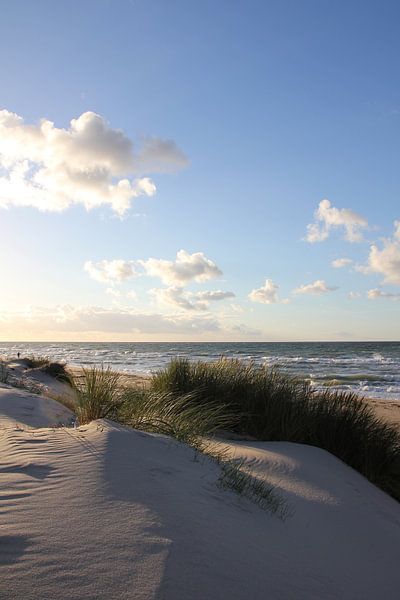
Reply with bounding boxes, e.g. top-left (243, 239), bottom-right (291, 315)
top-left (1, 387), bottom-right (400, 600)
